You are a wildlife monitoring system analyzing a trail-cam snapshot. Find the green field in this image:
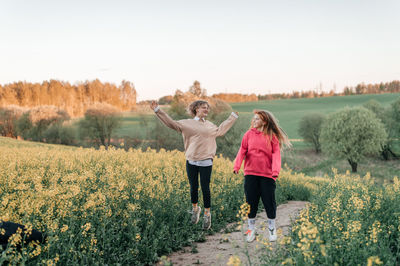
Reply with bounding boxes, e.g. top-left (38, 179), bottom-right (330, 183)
top-left (115, 93), bottom-right (400, 141)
